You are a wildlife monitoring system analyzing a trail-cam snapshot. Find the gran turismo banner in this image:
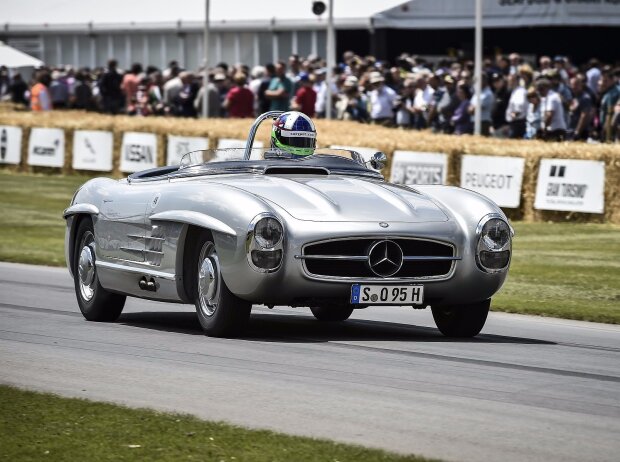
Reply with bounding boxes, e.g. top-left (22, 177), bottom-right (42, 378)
top-left (390, 151), bottom-right (448, 185)
top-left (460, 155), bottom-right (525, 208)
top-left (167, 135), bottom-right (209, 166)
top-left (72, 130), bottom-right (113, 172)
top-left (27, 128), bottom-right (65, 168)
top-left (534, 158), bottom-right (605, 214)
top-left (120, 132), bottom-right (158, 173)
top-left (0, 126), bottom-right (22, 165)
